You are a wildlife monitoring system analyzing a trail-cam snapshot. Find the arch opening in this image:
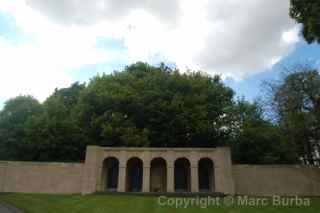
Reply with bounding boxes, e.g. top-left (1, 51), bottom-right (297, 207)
top-left (102, 157), bottom-right (119, 192)
top-left (174, 158), bottom-right (191, 192)
top-left (150, 158), bottom-right (167, 192)
top-left (126, 157), bottom-right (143, 192)
top-left (198, 158), bottom-right (214, 192)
